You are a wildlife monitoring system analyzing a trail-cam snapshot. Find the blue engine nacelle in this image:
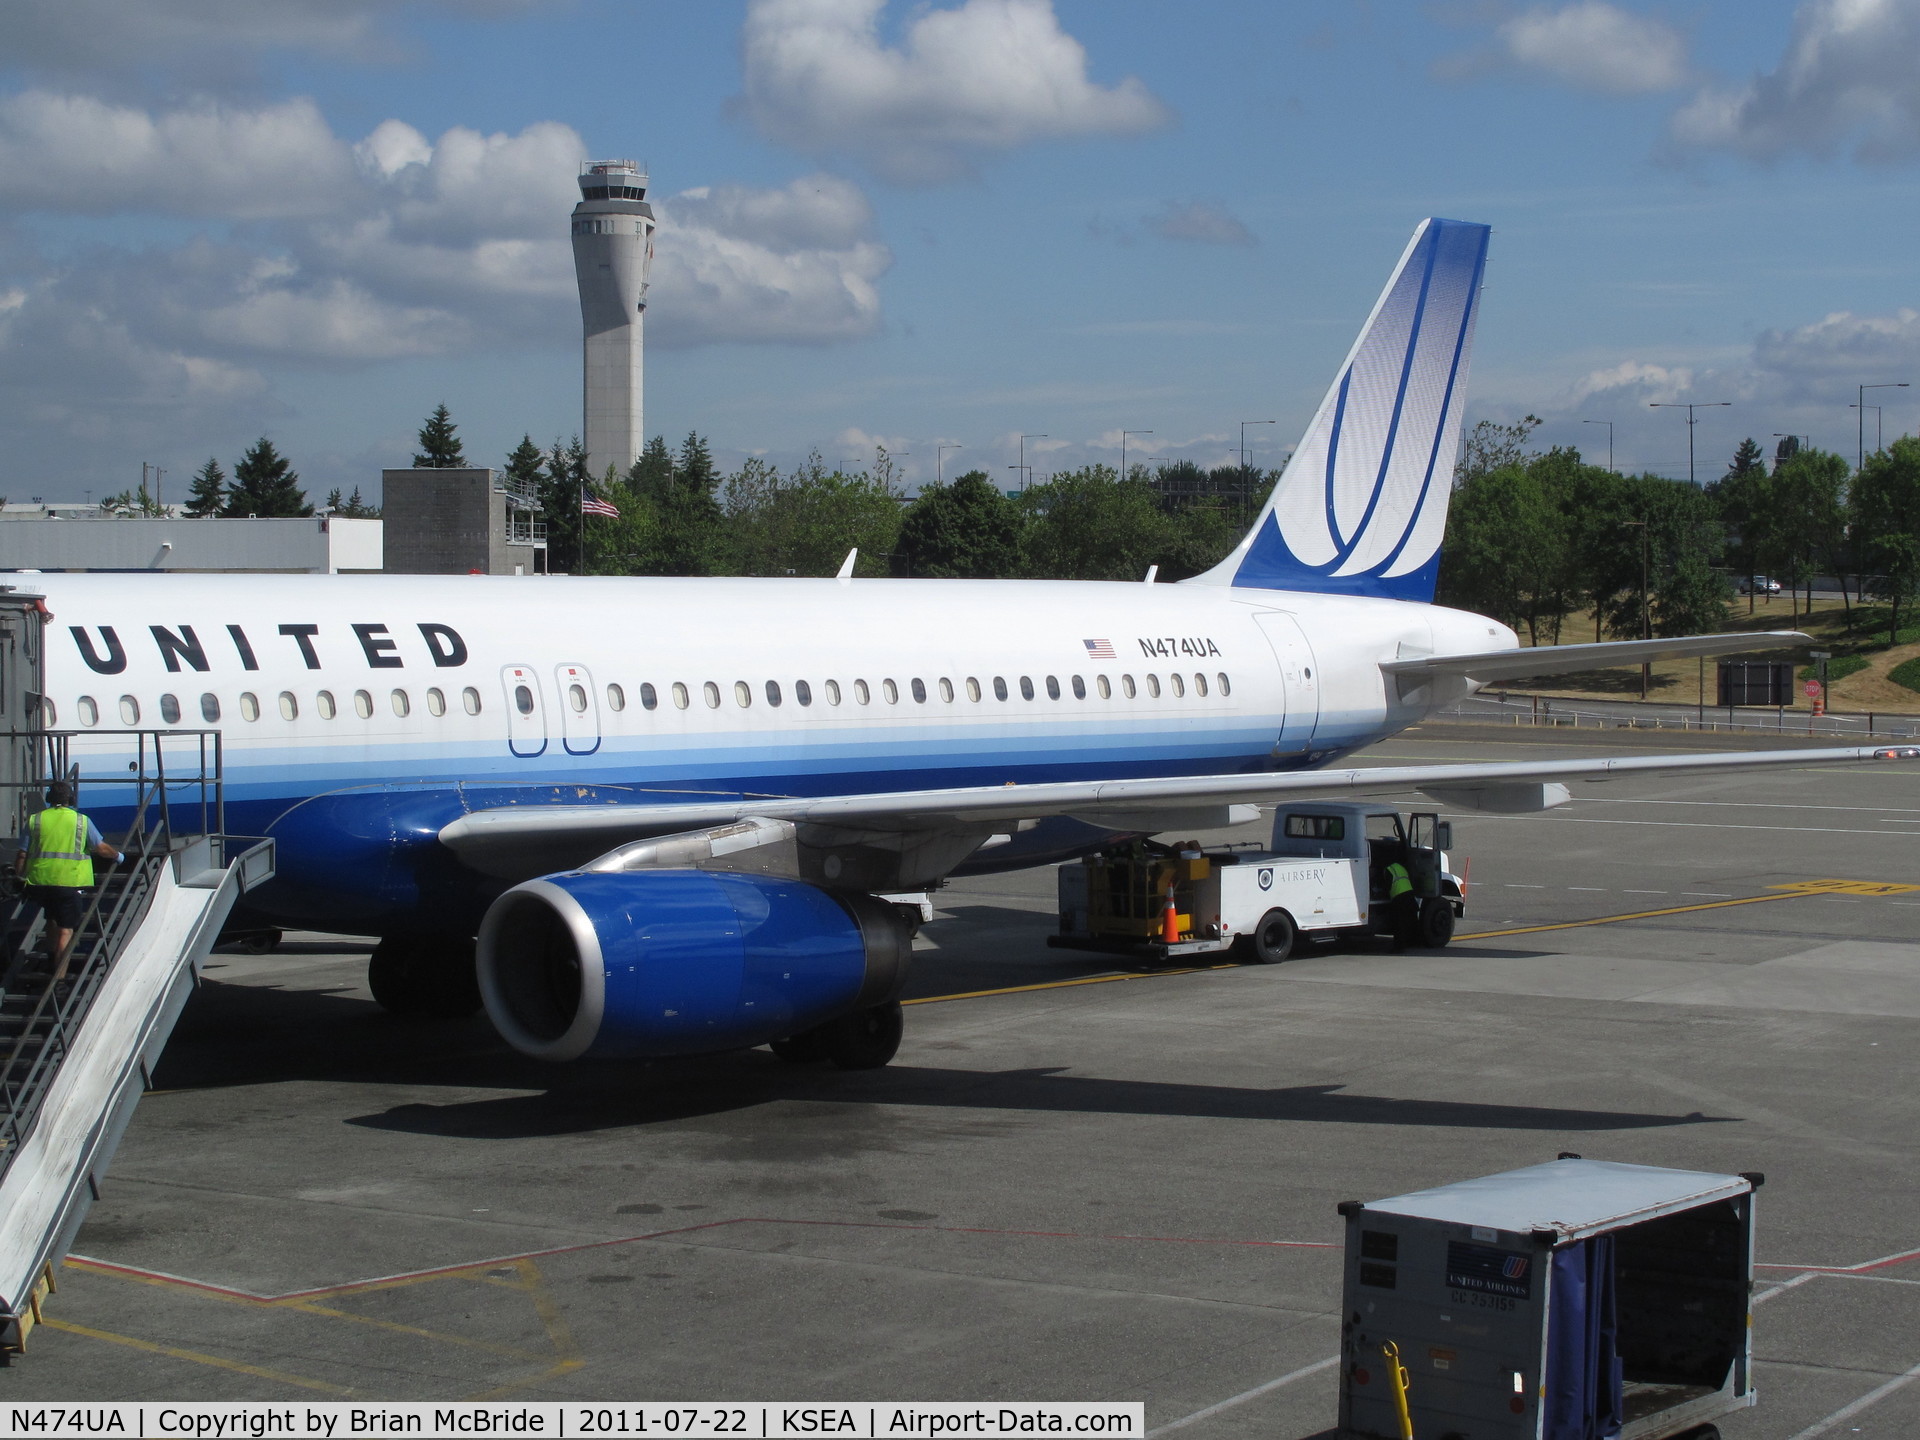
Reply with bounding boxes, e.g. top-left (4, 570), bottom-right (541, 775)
top-left (475, 868), bottom-right (910, 1061)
